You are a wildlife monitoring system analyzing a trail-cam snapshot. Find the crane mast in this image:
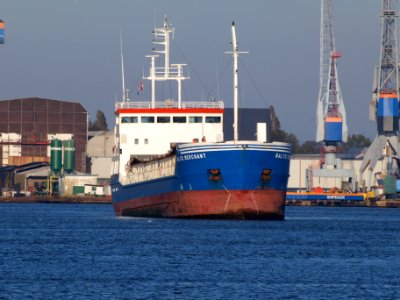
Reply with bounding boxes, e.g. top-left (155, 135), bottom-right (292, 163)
top-left (307, 0), bottom-right (355, 193)
top-left (360, 0), bottom-right (400, 191)
top-left (316, 0), bottom-right (348, 147)
top-left (377, 0), bottom-right (399, 96)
